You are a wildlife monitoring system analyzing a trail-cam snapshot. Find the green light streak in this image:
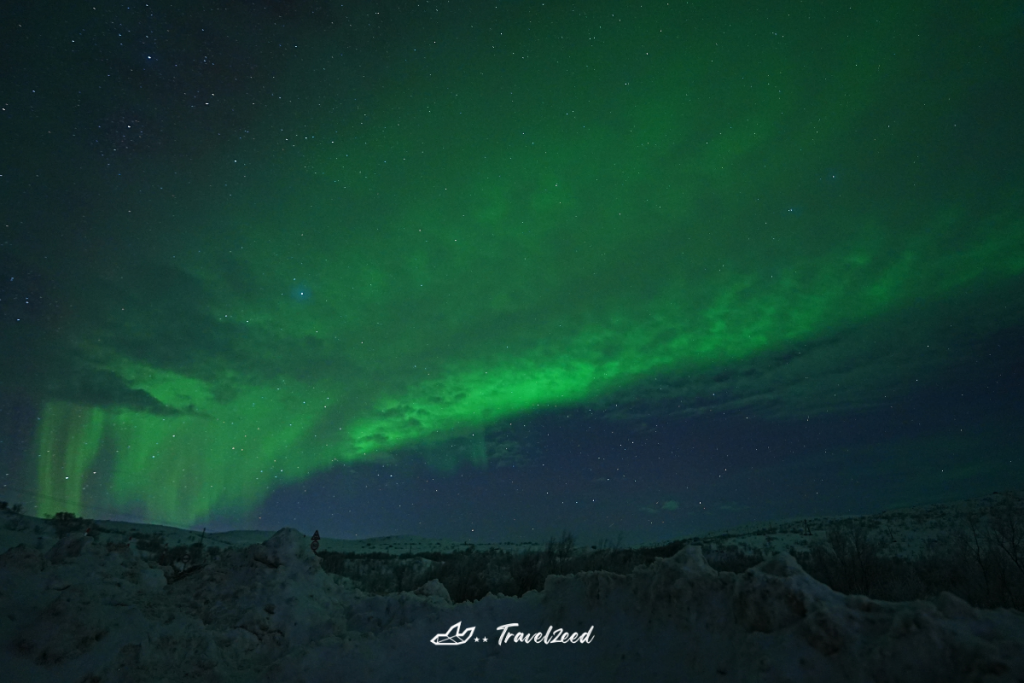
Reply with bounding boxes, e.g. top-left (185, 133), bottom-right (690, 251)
top-left (35, 403), bottom-right (104, 517)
